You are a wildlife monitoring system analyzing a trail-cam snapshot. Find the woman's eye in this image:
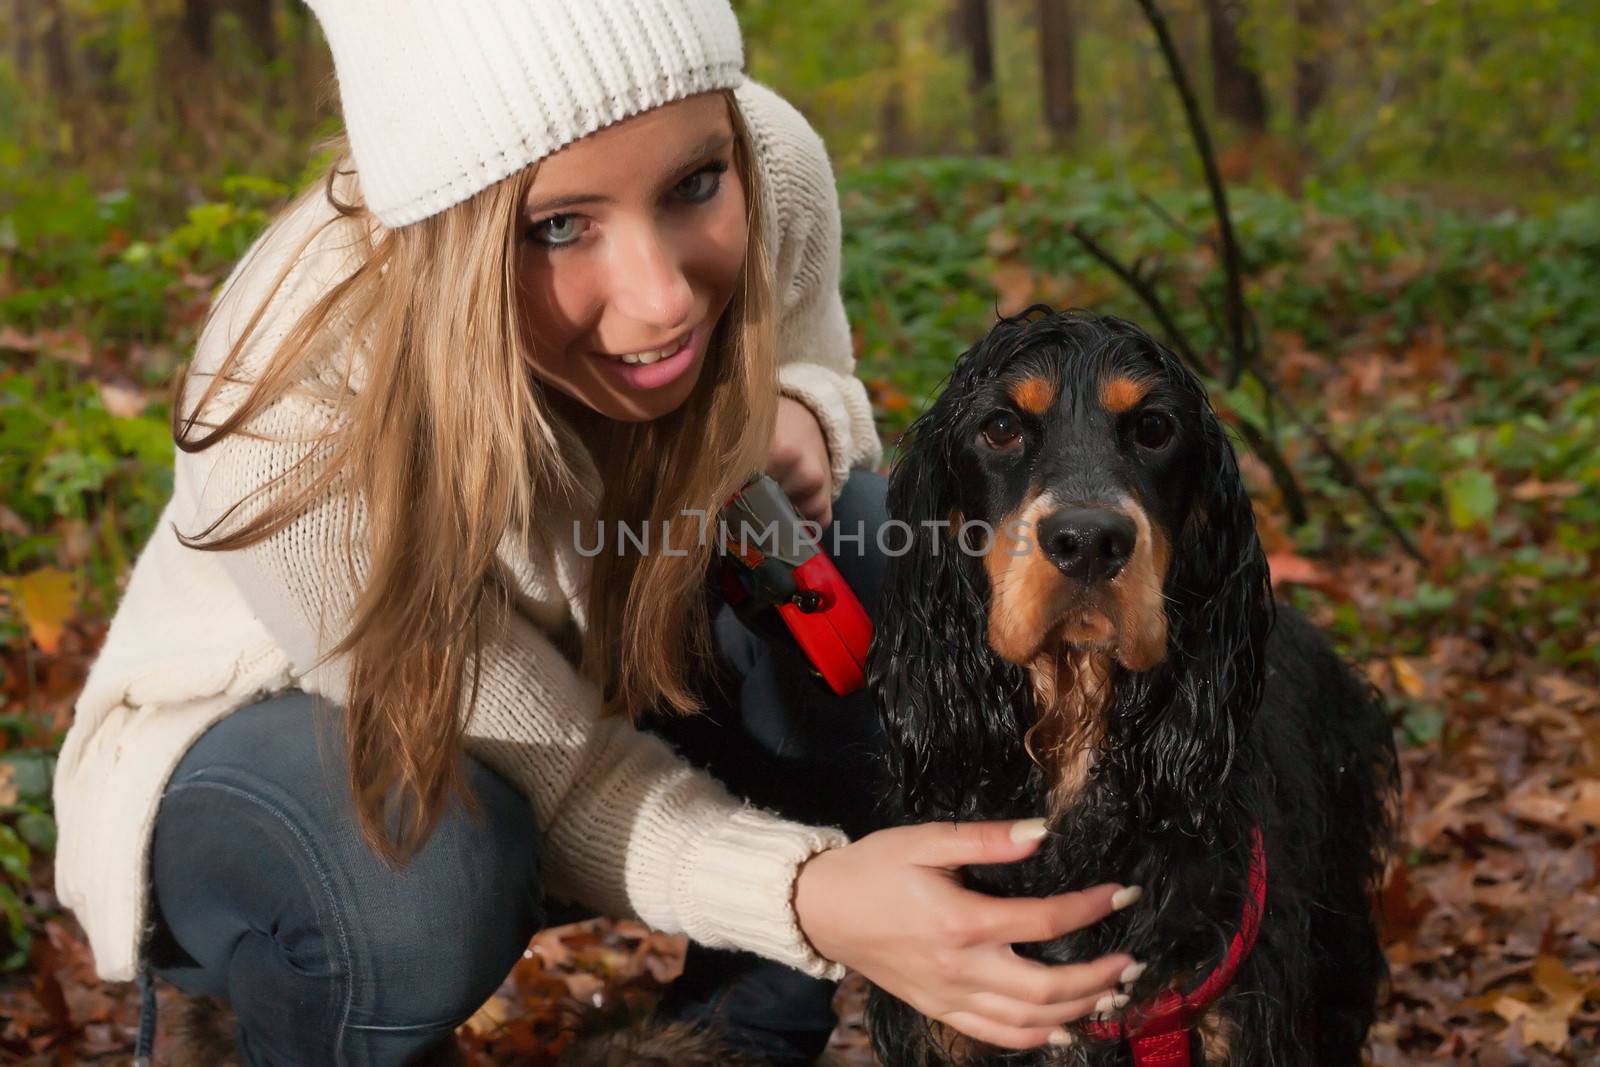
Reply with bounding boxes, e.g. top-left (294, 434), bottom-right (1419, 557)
top-left (1134, 411), bottom-right (1176, 450)
top-left (526, 214), bottom-right (586, 248)
top-left (673, 161), bottom-right (728, 204)
top-left (980, 411), bottom-right (1022, 450)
